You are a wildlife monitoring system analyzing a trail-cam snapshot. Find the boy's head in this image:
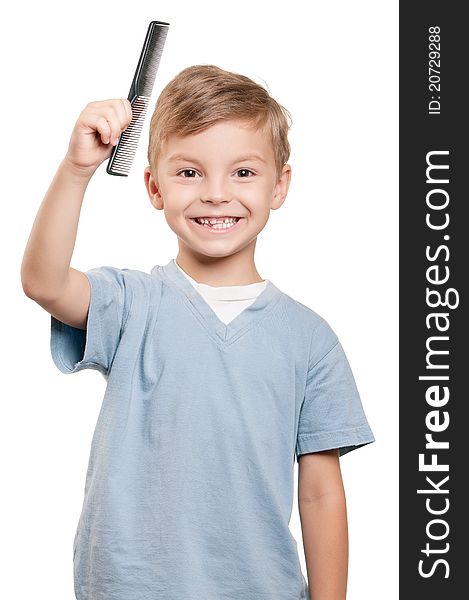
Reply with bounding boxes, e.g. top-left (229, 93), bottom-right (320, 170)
top-left (144, 64), bottom-right (292, 263)
top-left (146, 64), bottom-right (292, 180)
